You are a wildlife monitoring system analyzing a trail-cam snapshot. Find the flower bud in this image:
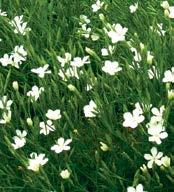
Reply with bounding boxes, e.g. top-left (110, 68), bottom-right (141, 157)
top-left (91, 34), bottom-right (100, 41)
top-left (60, 169), bottom-right (70, 179)
top-left (164, 9), bottom-right (170, 17)
top-left (140, 164), bottom-right (148, 173)
top-left (147, 51), bottom-right (154, 65)
top-left (67, 84), bottom-right (76, 92)
top-left (161, 156), bottom-right (171, 167)
top-left (100, 142), bottom-right (109, 152)
top-left (168, 89), bottom-right (174, 100)
top-left (26, 118), bottom-right (33, 126)
top-left (12, 81), bottom-right (19, 91)
top-left (99, 13), bottom-right (105, 21)
top-left (73, 129), bottom-right (78, 134)
top-left (166, 83), bottom-right (171, 90)
top-left (140, 43), bottom-right (145, 50)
